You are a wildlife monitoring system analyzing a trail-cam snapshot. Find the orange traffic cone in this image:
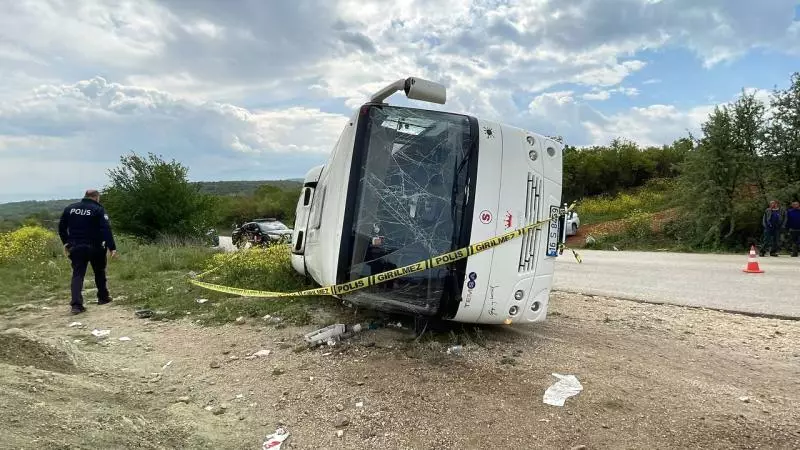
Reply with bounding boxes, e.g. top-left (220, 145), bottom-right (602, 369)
top-left (742, 245), bottom-right (764, 274)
